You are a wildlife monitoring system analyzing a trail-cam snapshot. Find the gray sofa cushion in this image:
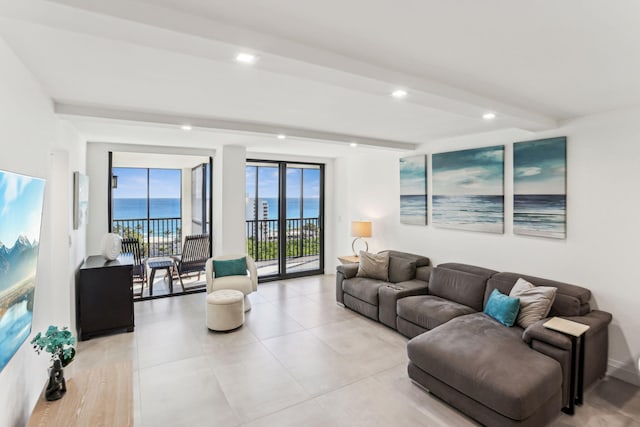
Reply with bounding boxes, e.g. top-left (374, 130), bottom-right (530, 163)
top-left (381, 250), bottom-right (431, 268)
top-left (397, 295), bottom-right (476, 331)
top-left (486, 272), bottom-right (591, 316)
top-left (342, 278), bottom-right (387, 305)
top-left (437, 262), bottom-right (498, 278)
top-left (388, 257), bottom-right (416, 283)
top-left (407, 312), bottom-right (562, 421)
top-left (428, 267), bottom-right (488, 312)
